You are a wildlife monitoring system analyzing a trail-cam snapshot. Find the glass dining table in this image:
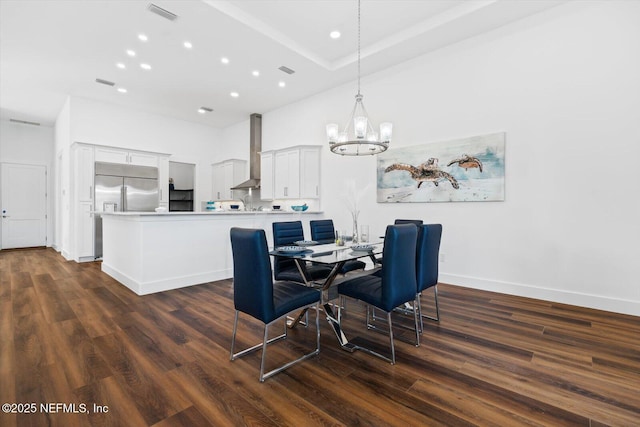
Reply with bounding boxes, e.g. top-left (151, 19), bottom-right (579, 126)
top-left (270, 241), bottom-right (383, 352)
